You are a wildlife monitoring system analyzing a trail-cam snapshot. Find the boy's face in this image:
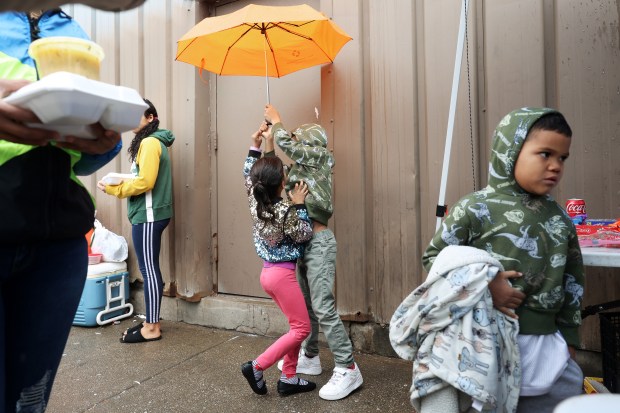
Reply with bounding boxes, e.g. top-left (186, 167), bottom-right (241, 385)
top-left (513, 129), bottom-right (571, 196)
